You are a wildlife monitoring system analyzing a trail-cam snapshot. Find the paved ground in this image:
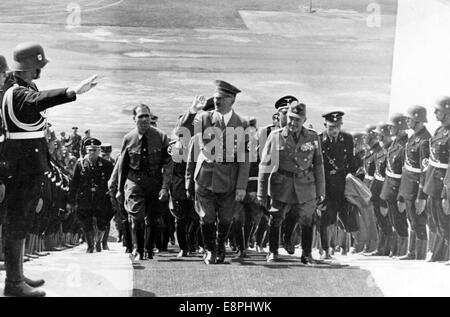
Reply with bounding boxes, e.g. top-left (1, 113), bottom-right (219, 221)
top-left (3, 242), bottom-right (450, 297)
top-left (0, 242), bottom-right (132, 297)
top-left (0, 0), bottom-right (397, 152)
